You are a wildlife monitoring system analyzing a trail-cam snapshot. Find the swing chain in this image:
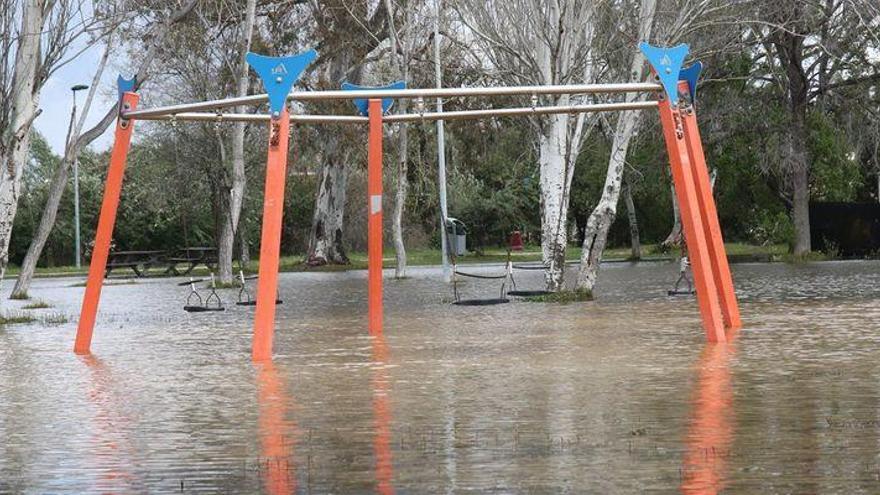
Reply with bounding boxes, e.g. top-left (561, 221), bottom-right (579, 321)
top-left (214, 110), bottom-right (224, 132)
top-left (416, 97), bottom-right (426, 118)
